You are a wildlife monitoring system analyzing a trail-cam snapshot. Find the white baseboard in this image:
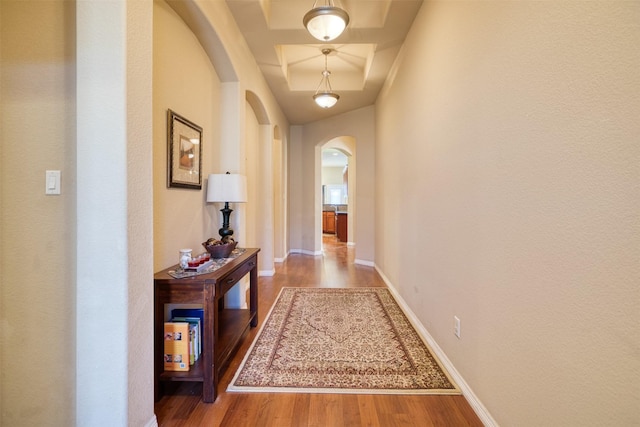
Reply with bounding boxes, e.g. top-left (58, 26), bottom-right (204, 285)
top-left (289, 248), bottom-right (322, 256)
top-left (145, 415), bottom-right (158, 427)
top-left (273, 251), bottom-right (290, 263)
top-left (259, 269), bottom-right (275, 277)
top-left (354, 258), bottom-right (374, 267)
top-left (374, 265), bottom-right (497, 427)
